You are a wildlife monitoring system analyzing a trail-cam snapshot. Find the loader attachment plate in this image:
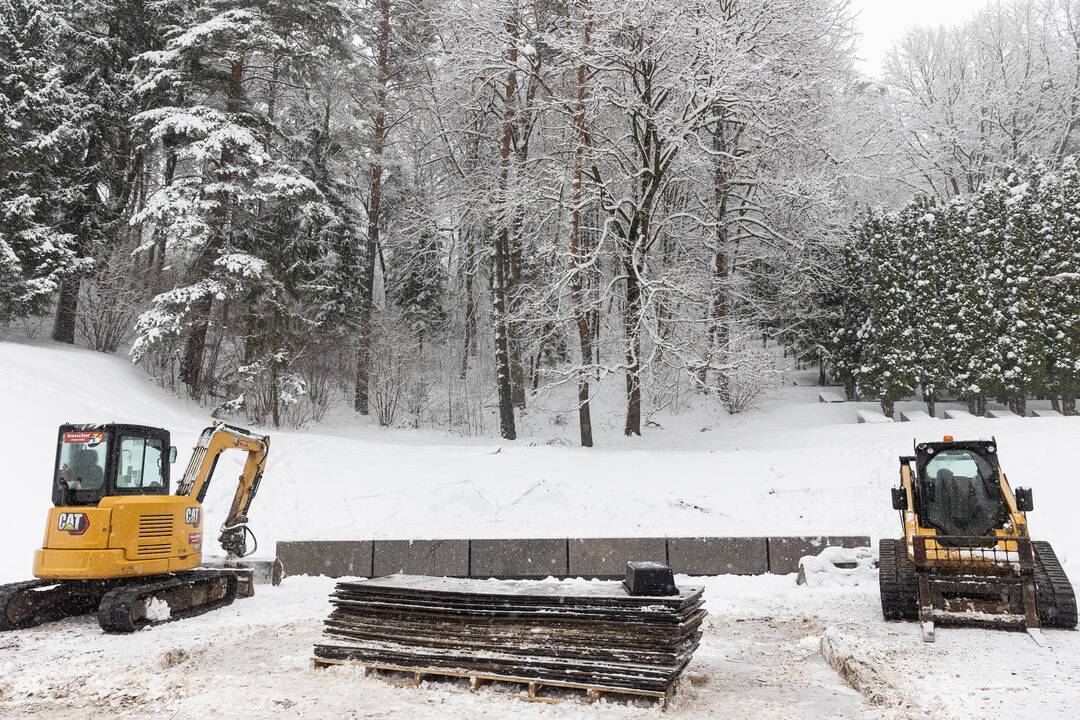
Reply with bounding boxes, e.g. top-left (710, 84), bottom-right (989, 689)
top-left (912, 535), bottom-right (1039, 637)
